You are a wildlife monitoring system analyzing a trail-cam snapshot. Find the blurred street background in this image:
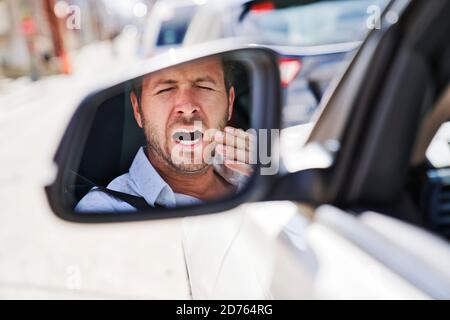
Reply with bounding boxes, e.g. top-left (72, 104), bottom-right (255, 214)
top-left (0, 0), bottom-right (151, 85)
top-left (0, 0), bottom-right (191, 299)
top-left (0, 0), bottom-right (153, 222)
